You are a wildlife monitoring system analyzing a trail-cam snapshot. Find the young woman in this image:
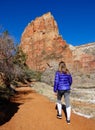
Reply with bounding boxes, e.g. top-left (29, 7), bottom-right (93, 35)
top-left (53, 61), bottom-right (72, 124)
